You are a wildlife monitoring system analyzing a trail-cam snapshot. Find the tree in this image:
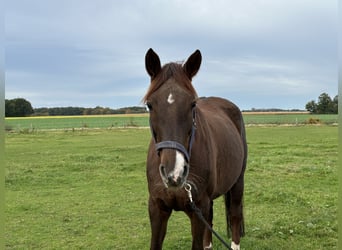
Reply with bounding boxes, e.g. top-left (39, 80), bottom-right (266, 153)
top-left (332, 95), bottom-right (338, 114)
top-left (316, 93), bottom-right (332, 114)
top-left (5, 98), bottom-right (34, 117)
top-left (305, 100), bottom-right (317, 114)
top-left (305, 93), bottom-right (338, 114)
top-left (5, 99), bottom-right (16, 117)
